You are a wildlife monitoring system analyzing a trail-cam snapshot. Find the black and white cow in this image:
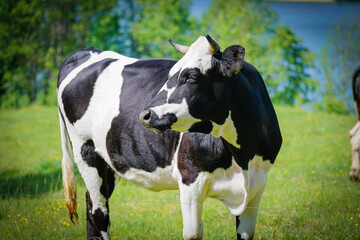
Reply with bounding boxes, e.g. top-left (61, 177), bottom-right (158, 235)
top-left (349, 66), bottom-right (360, 182)
top-left (57, 35), bottom-right (282, 240)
